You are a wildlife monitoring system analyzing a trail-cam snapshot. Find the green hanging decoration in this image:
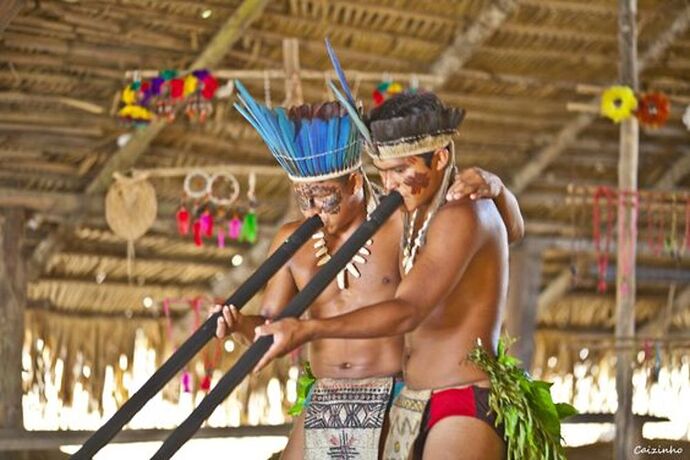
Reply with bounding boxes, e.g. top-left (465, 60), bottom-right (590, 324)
top-left (239, 211), bottom-right (257, 244)
top-left (468, 337), bottom-right (577, 460)
top-left (239, 171), bottom-right (258, 244)
top-left (160, 69), bottom-right (178, 81)
top-left (288, 361), bottom-right (316, 416)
